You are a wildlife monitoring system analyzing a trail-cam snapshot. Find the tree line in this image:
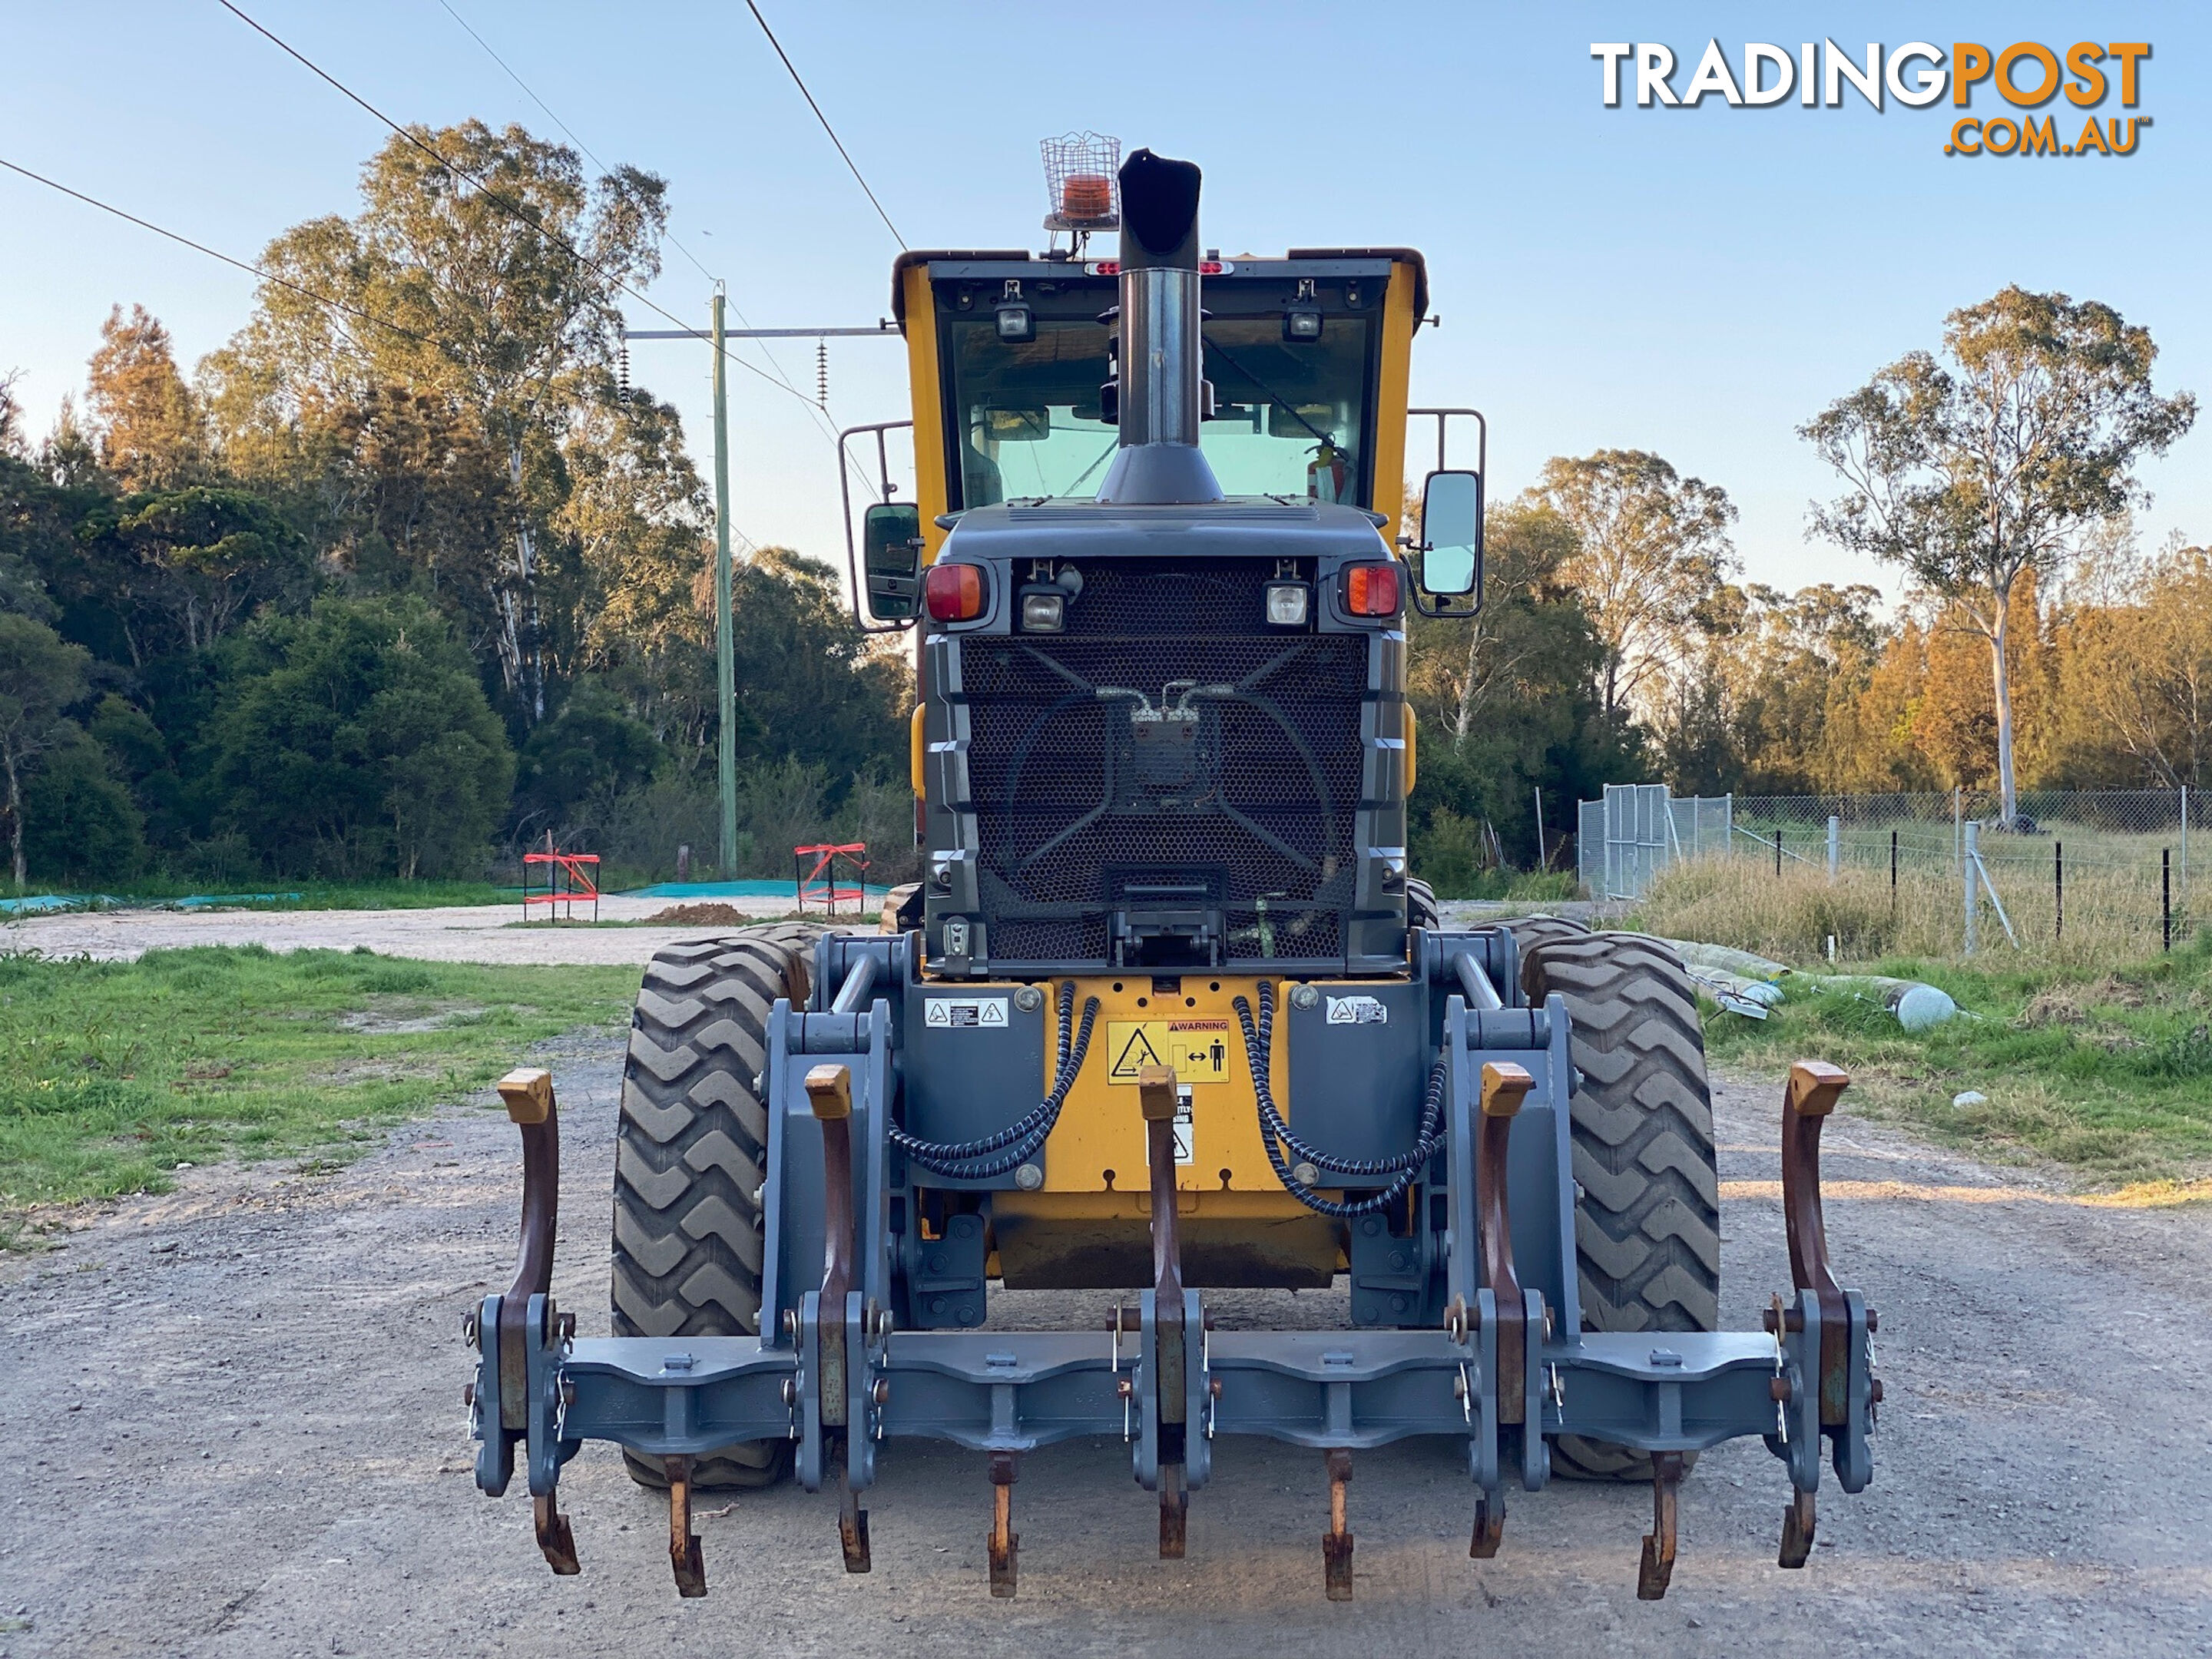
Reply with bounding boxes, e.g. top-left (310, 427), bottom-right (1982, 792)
top-left (0, 122), bottom-right (907, 890)
top-left (1, 120), bottom-right (2197, 896)
top-left (1406, 284), bottom-right (2198, 886)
